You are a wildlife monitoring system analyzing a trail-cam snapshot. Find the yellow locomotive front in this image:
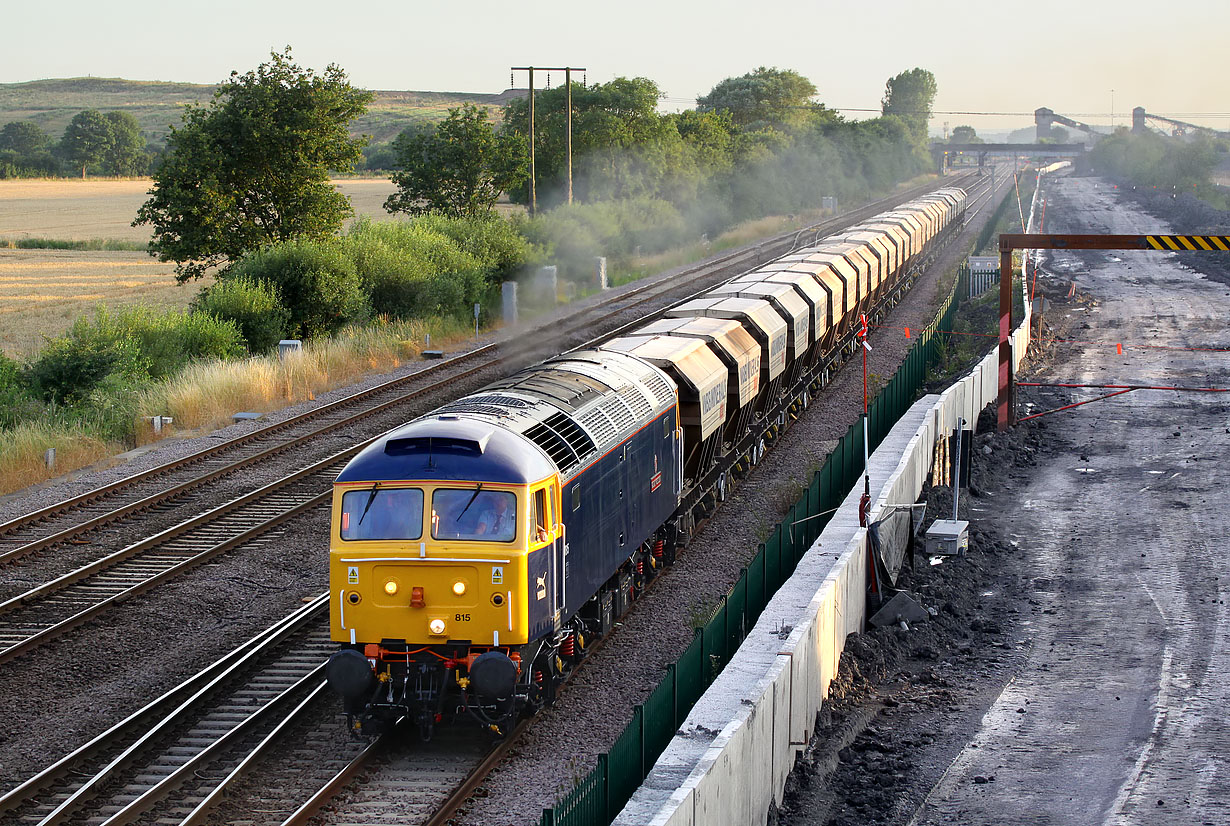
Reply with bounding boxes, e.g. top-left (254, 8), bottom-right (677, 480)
top-left (325, 416), bottom-right (564, 737)
top-left (330, 482), bottom-right (534, 648)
